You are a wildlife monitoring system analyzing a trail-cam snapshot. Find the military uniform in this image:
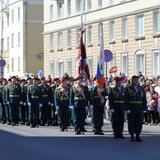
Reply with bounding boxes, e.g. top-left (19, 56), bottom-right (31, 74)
top-left (54, 86), bottom-right (70, 131)
top-left (49, 83), bottom-right (58, 125)
top-left (6, 82), bottom-right (22, 125)
top-left (39, 83), bottom-right (51, 125)
top-left (27, 84), bottom-right (42, 127)
top-left (108, 84), bottom-right (125, 138)
top-left (124, 83), bottom-right (147, 141)
top-left (0, 84), bottom-right (6, 123)
top-left (70, 84), bottom-right (88, 134)
top-left (90, 85), bottom-right (107, 135)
